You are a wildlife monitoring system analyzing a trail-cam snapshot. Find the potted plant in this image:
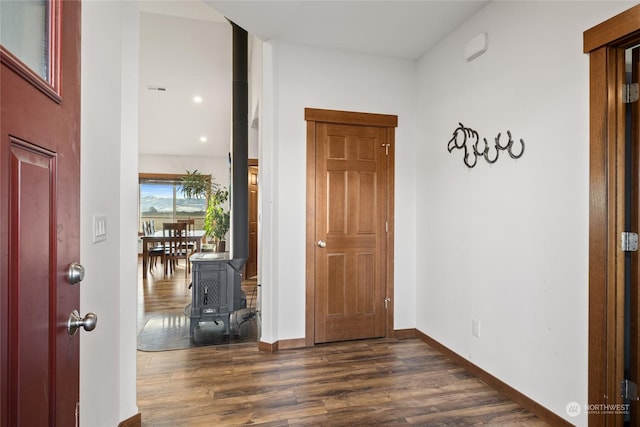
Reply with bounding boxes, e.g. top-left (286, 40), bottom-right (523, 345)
top-left (179, 170), bottom-right (231, 252)
top-left (179, 169), bottom-right (209, 199)
top-left (204, 186), bottom-right (230, 252)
